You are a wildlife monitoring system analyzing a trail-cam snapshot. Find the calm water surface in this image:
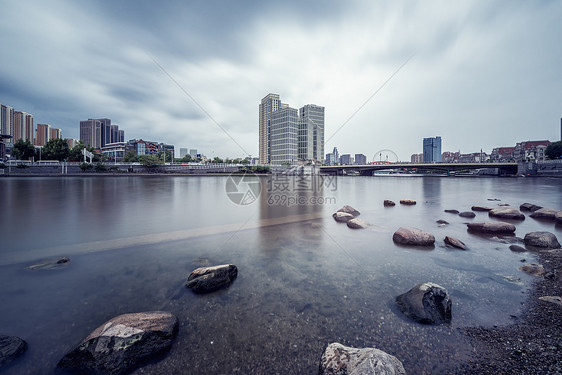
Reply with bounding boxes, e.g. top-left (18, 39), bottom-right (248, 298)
top-left (1, 176), bottom-right (561, 374)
